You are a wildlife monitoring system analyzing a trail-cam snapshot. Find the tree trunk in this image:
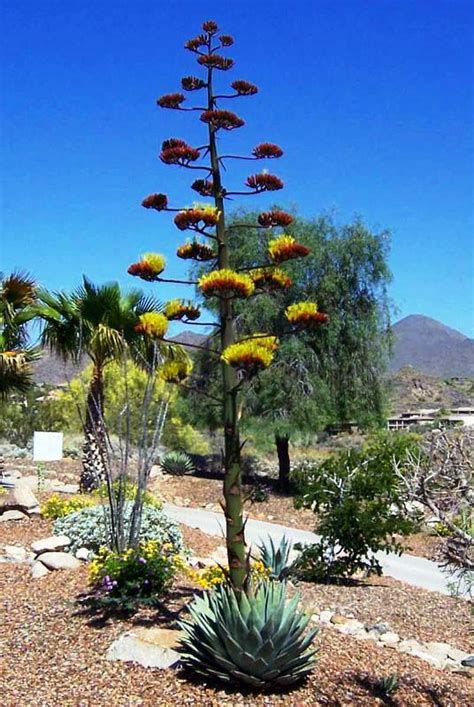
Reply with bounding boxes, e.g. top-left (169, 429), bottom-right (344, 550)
top-left (80, 363), bottom-right (106, 493)
top-left (207, 63), bottom-right (247, 592)
top-left (276, 434), bottom-right (291, 493)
